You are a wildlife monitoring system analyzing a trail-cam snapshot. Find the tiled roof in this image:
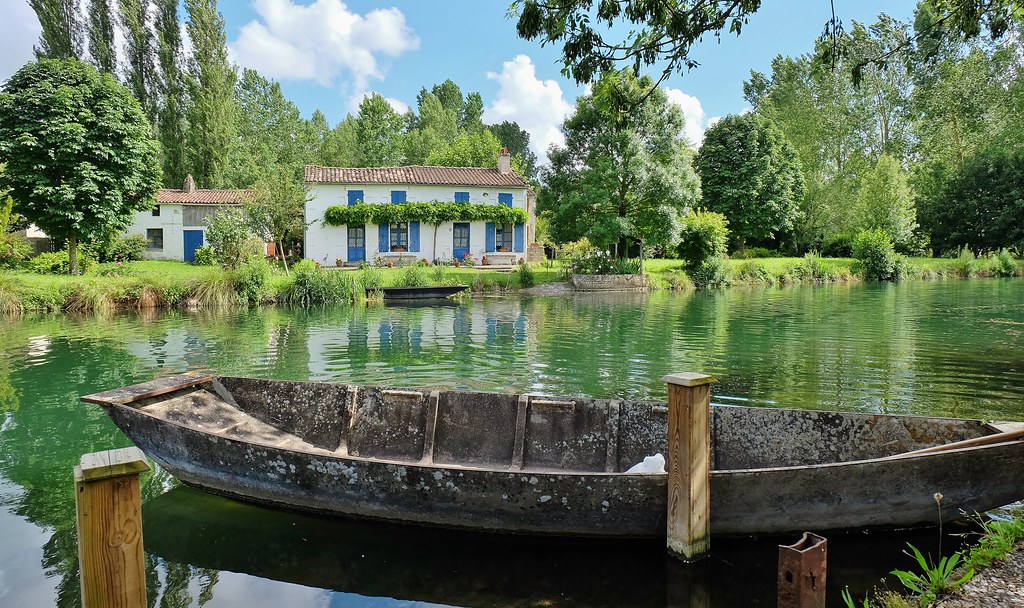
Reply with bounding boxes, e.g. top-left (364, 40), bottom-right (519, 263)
top-left (156, 188), bottom-right (254, 204)
top-left (304, 165), bottom-right (530, 188)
